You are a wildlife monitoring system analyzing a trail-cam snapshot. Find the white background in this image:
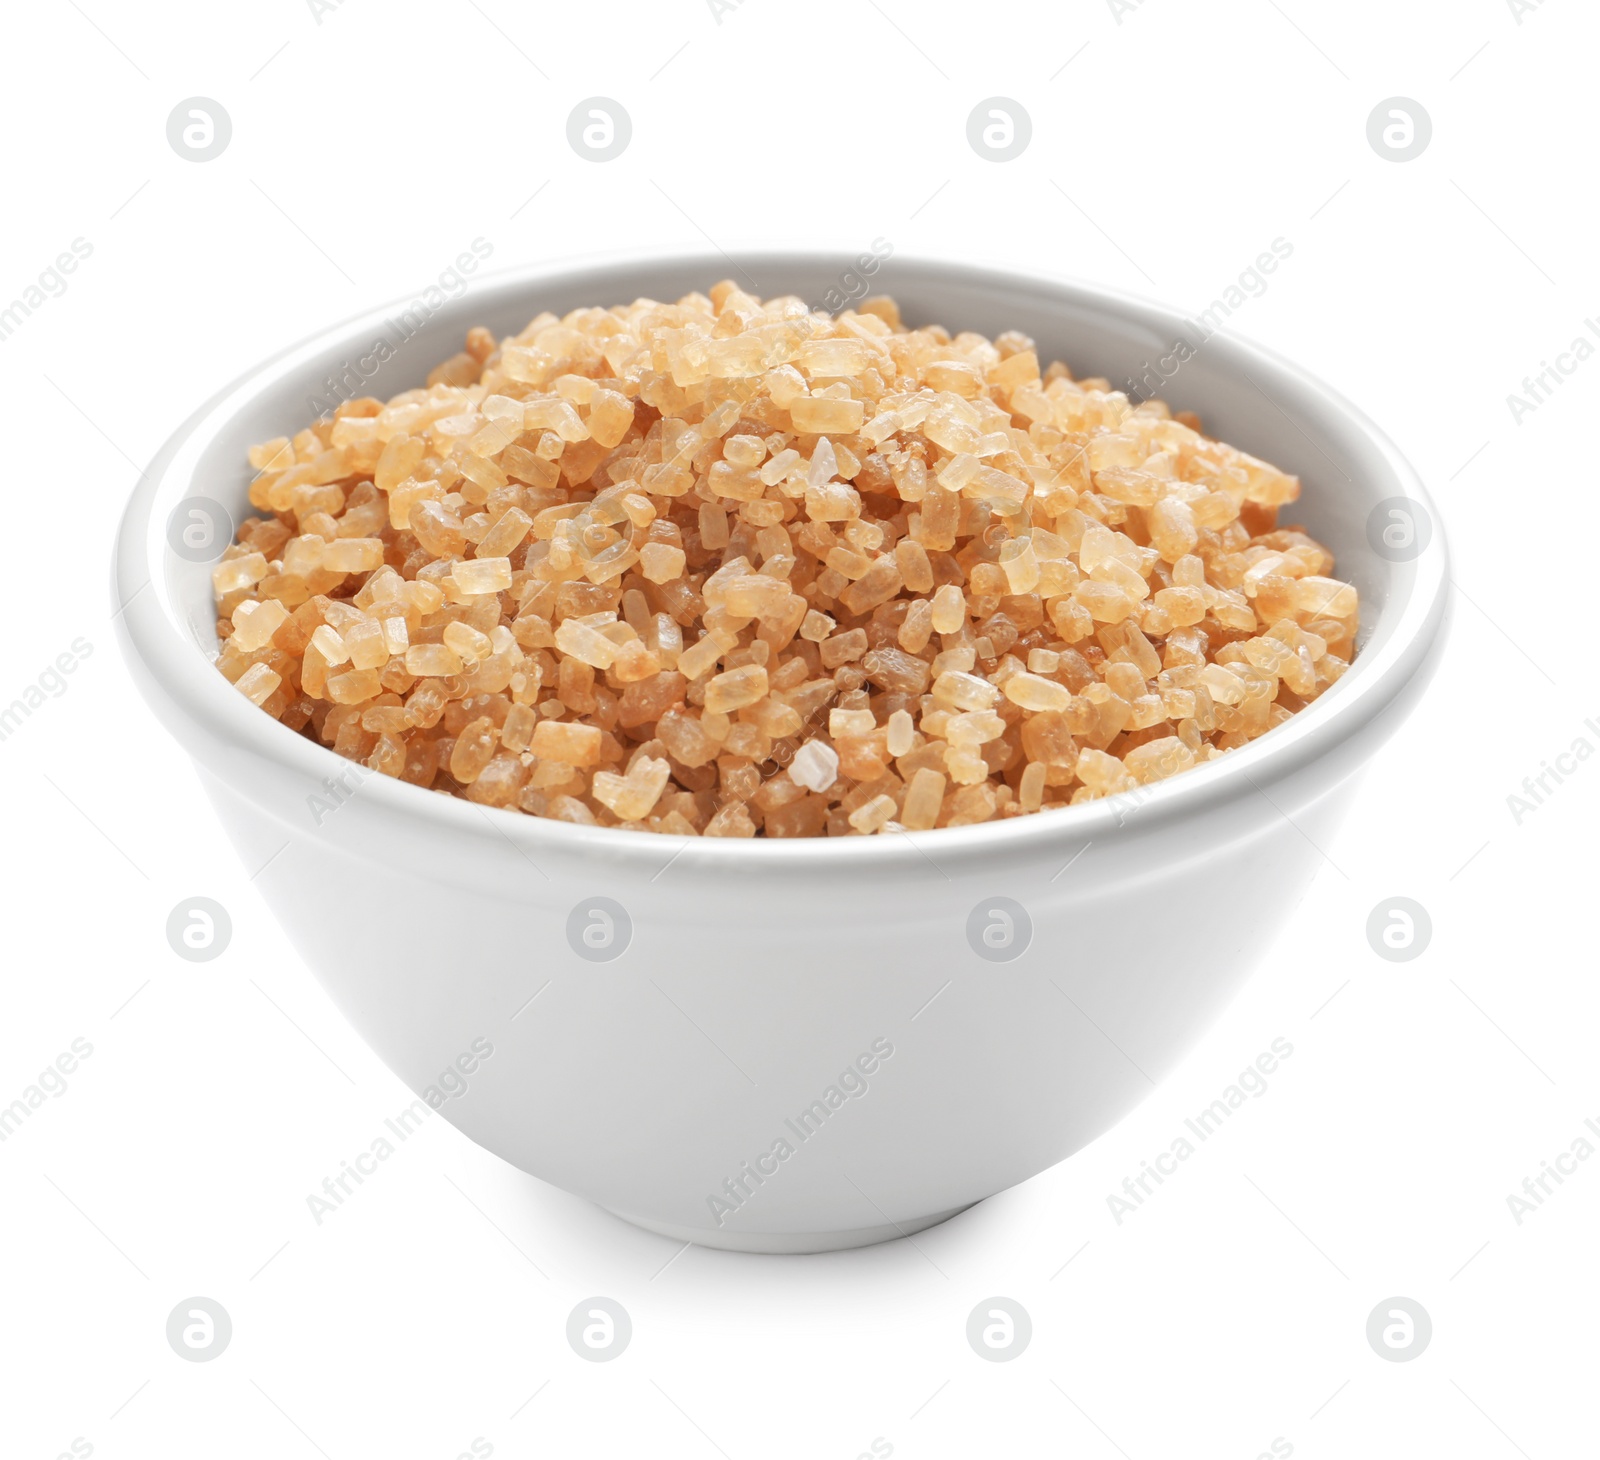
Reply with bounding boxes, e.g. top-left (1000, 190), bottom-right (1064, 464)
top-left (2, 1), bottom-right (1596, 1456)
